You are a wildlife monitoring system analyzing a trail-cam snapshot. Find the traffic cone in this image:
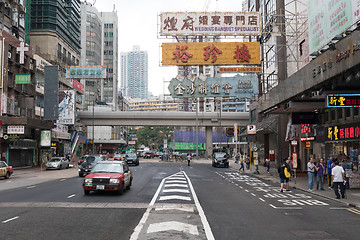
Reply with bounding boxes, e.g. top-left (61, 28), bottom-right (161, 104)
top-left (40, 164), bottom-right (43, 172)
